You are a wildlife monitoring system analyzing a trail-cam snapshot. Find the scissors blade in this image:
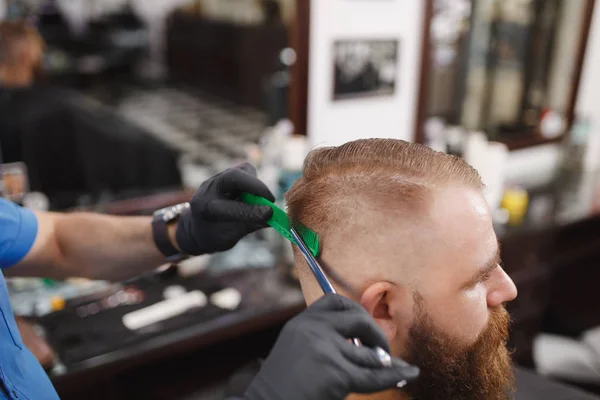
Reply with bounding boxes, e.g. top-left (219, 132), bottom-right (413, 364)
top-left (289, 227), bottom-right (361, 347)
top-left (289, 227), bottom-right (336, 294)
